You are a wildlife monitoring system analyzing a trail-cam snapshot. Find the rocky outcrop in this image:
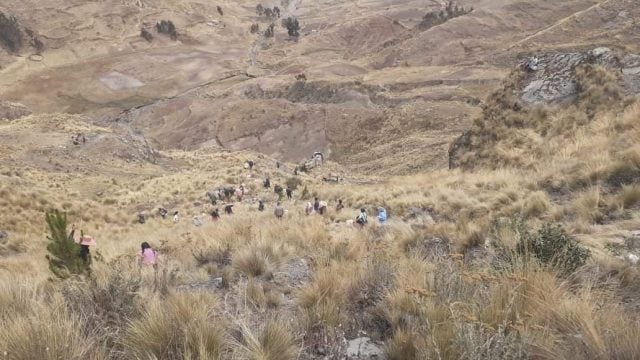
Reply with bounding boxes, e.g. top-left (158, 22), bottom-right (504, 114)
top-left (520, 48), bottom-right (640, 104)
top-left (346, 337), bottom-right (384, 359)
top-left (0, 101), bottom-right (31, 120)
